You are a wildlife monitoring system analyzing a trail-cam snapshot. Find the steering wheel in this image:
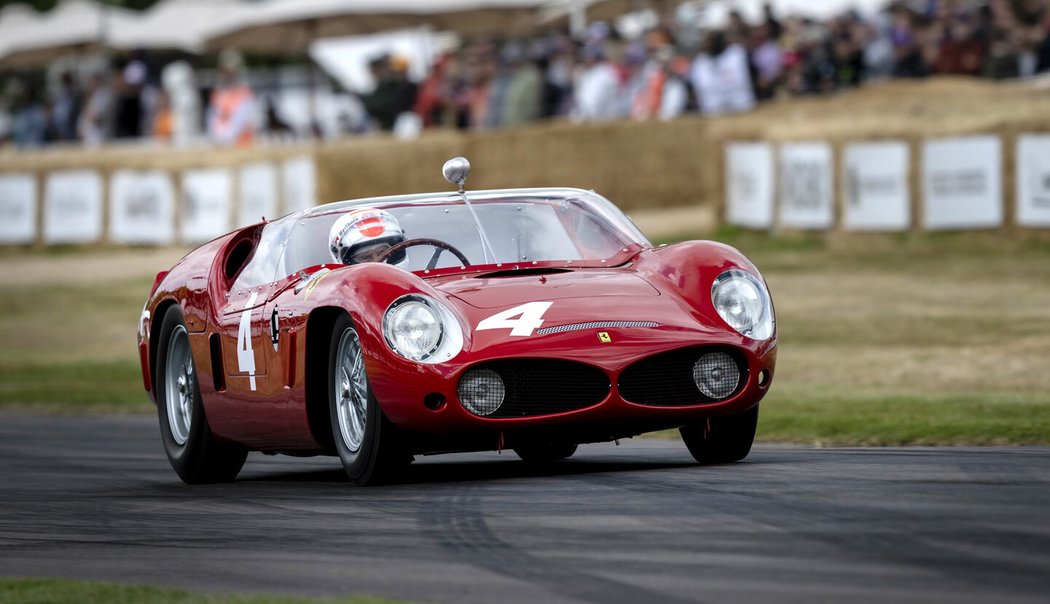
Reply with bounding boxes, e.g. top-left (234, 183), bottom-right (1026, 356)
top-left (375, 238), bottom-right (471, 270)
